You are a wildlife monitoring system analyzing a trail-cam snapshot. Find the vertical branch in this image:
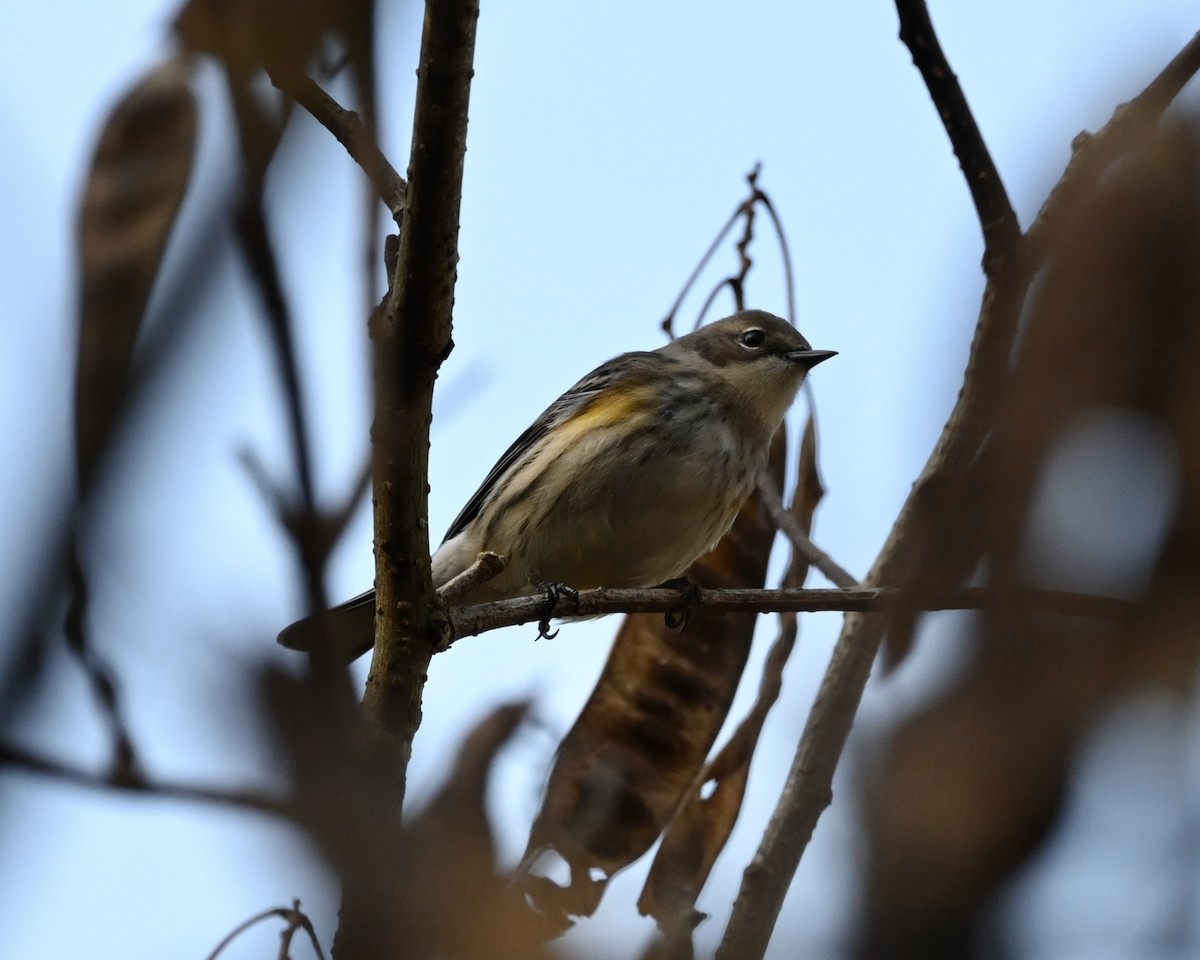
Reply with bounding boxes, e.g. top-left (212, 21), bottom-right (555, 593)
top-left (363, 0), bottom-right (481, 791)
top-left (718, 2), bottom-right (1025, 957)
top-left (719, 18), bottom-right (1200, 960)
